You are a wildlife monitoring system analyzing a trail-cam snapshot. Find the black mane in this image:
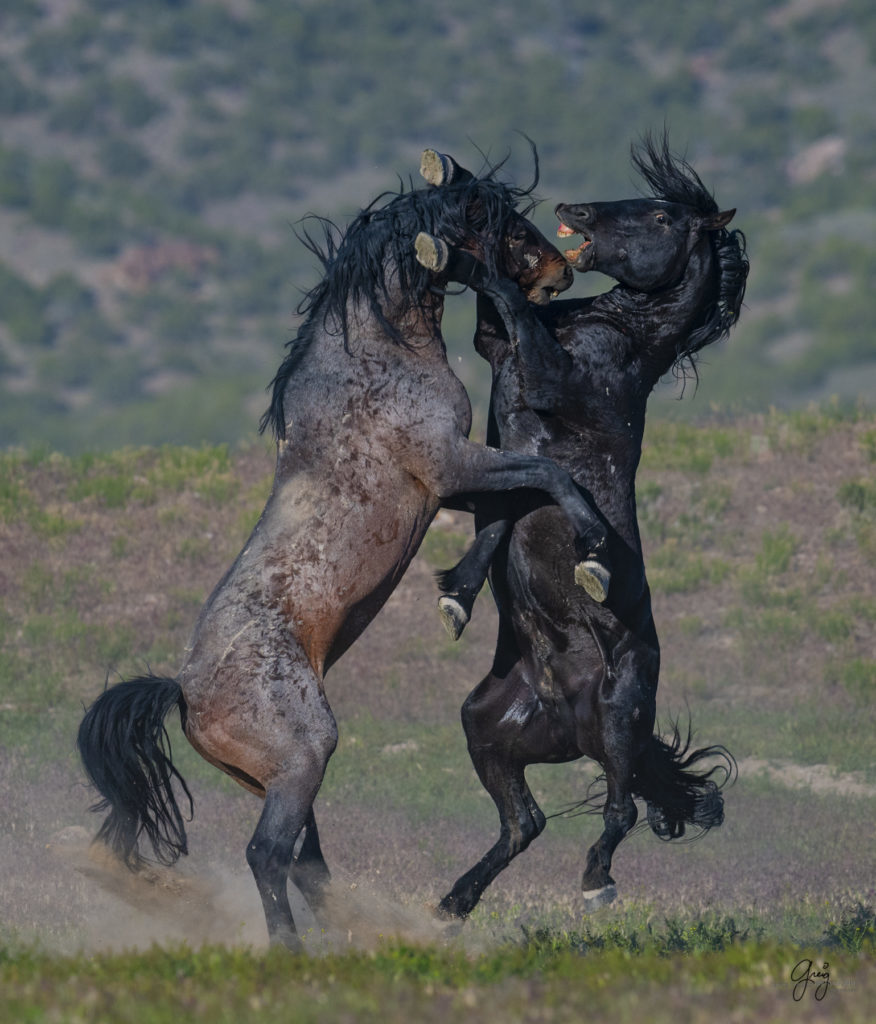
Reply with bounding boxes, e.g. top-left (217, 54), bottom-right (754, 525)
top-left (260, 171), bottom-right (538, 439)
top-left (632, 133), bottom-right (749, 379)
